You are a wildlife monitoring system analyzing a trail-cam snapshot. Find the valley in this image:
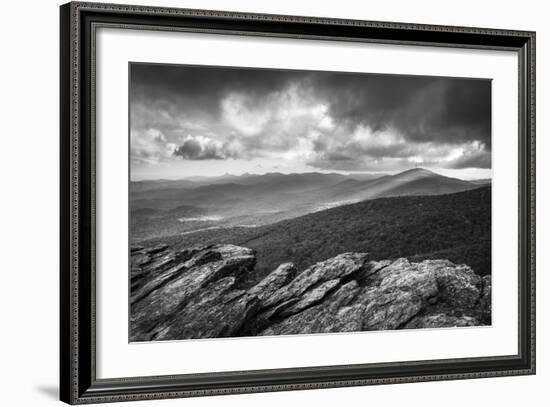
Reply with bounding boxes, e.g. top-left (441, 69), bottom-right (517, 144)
top-left (131, 168), bottom-right (486, 242)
